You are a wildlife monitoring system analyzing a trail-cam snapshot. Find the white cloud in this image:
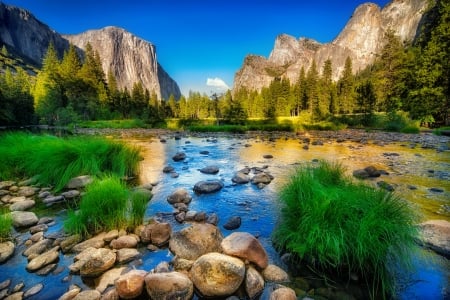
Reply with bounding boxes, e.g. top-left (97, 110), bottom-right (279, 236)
top-left (206, 77), bottom-right (230, 92)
